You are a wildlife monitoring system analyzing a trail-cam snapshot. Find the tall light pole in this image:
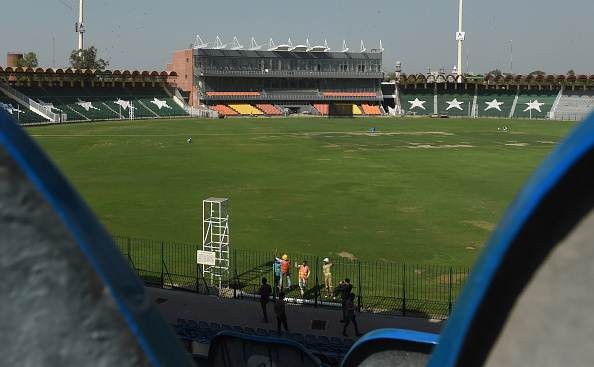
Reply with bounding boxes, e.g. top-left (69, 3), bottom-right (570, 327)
top-left (76, 0), bottom-right (86, 51)
top-left (510, 39), bottom-right (513, 74)
top-left (456, 0), bottom-right (465, 82)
